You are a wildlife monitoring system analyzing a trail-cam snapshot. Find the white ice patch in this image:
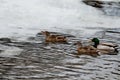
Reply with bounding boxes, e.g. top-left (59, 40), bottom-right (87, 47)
top-left (0, 0), bottom-right (120, 41)
top-left (0, 44), bottom-right (23, 57)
